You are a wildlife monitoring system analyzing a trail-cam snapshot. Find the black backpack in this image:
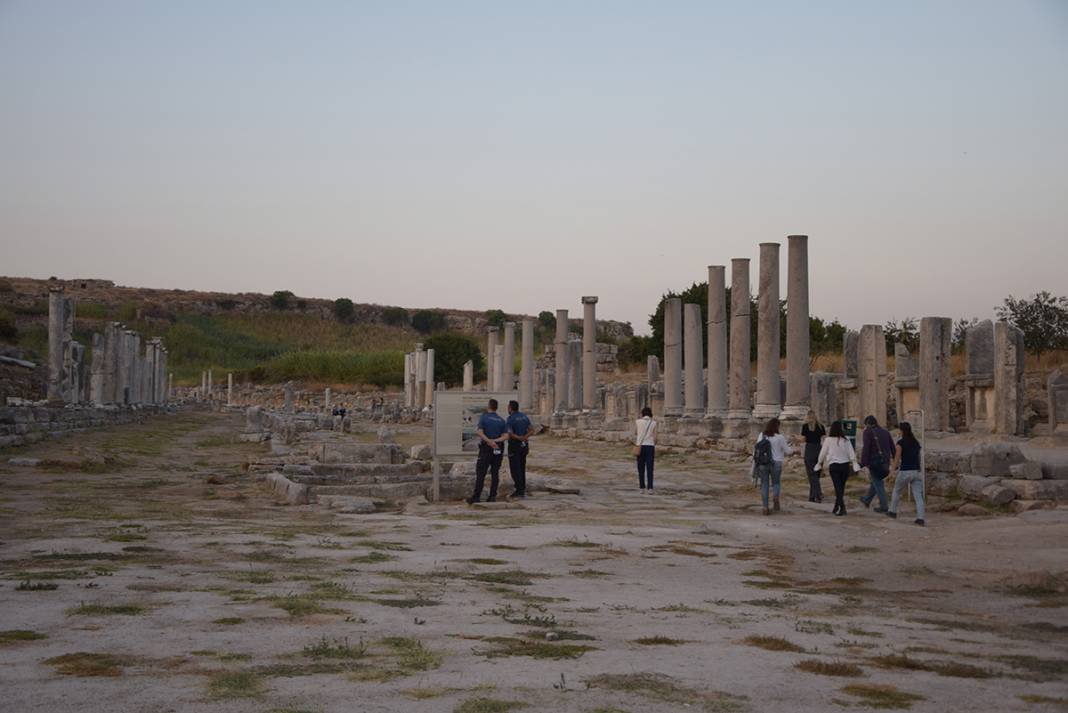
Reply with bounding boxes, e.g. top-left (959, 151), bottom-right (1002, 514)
top-left (754, 436), bottom-right (774, 467)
